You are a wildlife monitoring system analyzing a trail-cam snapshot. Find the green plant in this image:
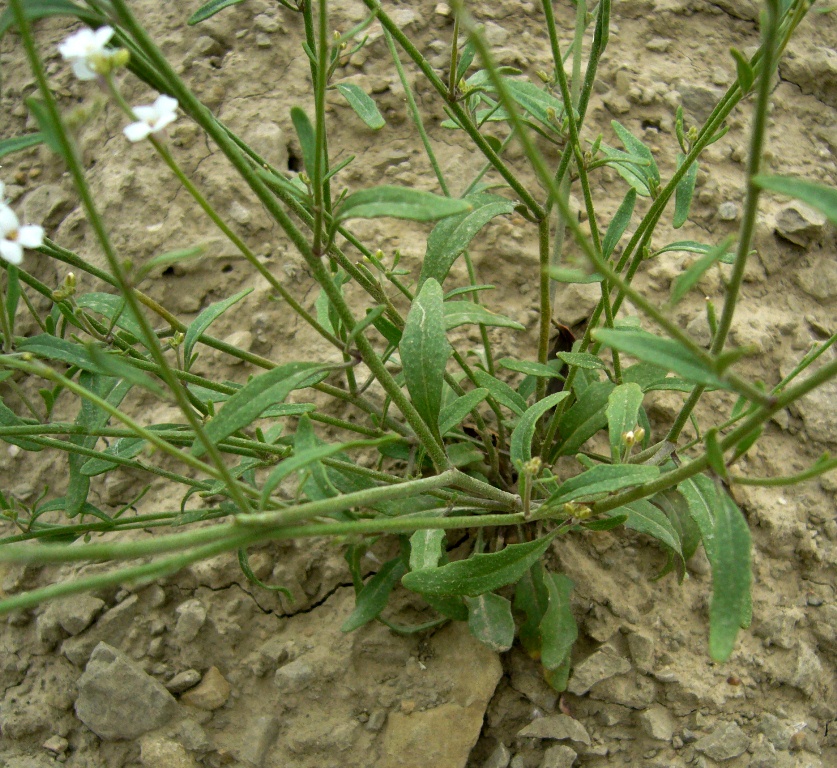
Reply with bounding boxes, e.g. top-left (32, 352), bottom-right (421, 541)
top-left (0, 0), bottom-right (834, 689)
